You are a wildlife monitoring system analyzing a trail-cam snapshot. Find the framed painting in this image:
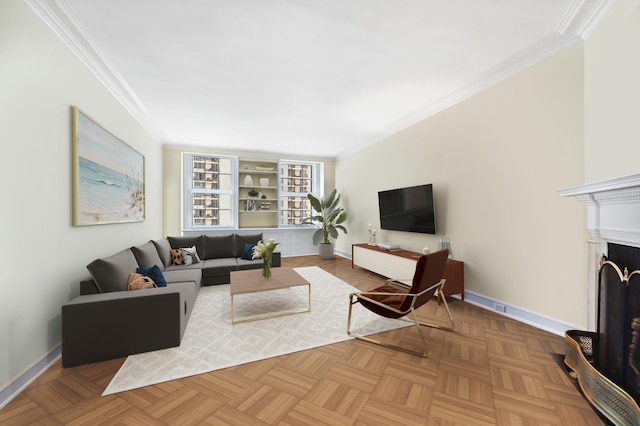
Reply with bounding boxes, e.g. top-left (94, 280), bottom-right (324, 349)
top-left (71, 106), bottom-right (145, 226)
